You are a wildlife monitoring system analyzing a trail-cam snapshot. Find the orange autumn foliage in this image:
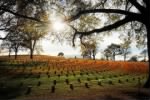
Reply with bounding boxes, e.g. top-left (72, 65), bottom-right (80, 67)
top-left (0, 55), bottom-right (148, 74)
